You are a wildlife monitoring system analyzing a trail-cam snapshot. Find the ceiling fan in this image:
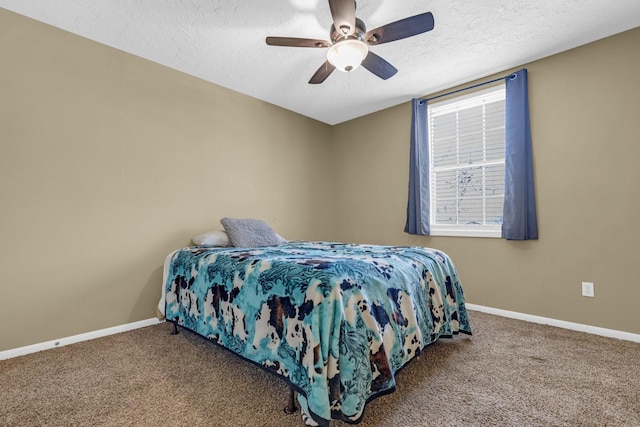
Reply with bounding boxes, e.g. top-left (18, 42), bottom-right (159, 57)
top-left (265, 0), bottom-right (434, 84)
